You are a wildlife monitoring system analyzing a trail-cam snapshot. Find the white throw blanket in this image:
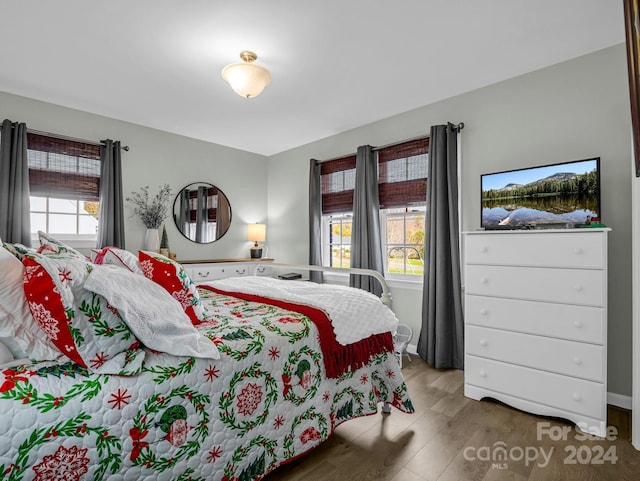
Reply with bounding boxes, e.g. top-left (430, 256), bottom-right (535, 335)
top-left (207, 276), bottom-right (398, 345)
